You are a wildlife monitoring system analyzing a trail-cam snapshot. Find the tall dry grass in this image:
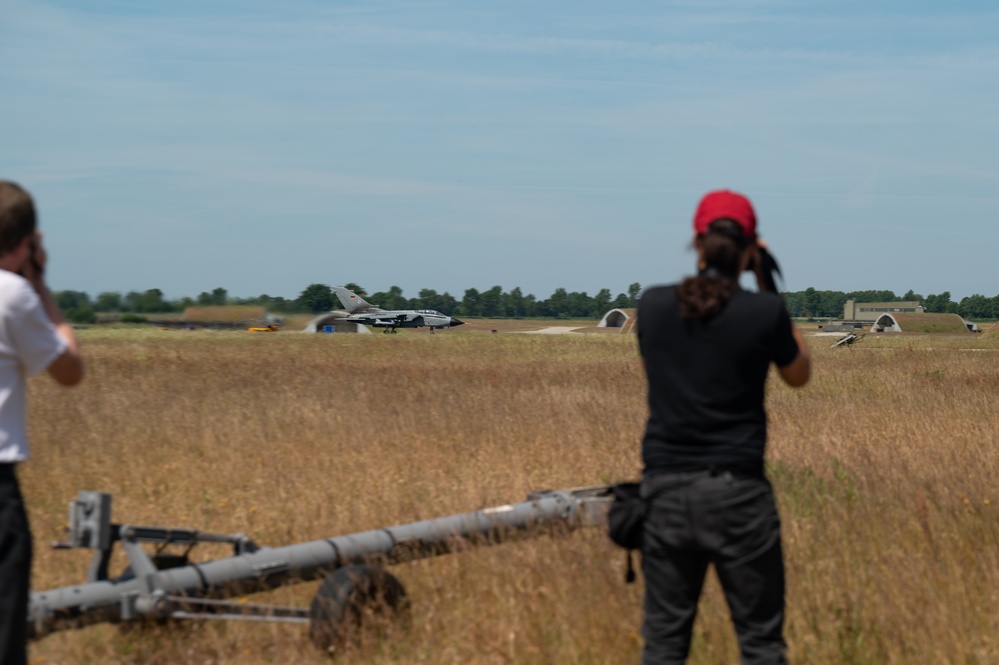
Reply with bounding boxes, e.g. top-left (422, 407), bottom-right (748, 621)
top-left (22, 328), bottom-right (999, 664)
